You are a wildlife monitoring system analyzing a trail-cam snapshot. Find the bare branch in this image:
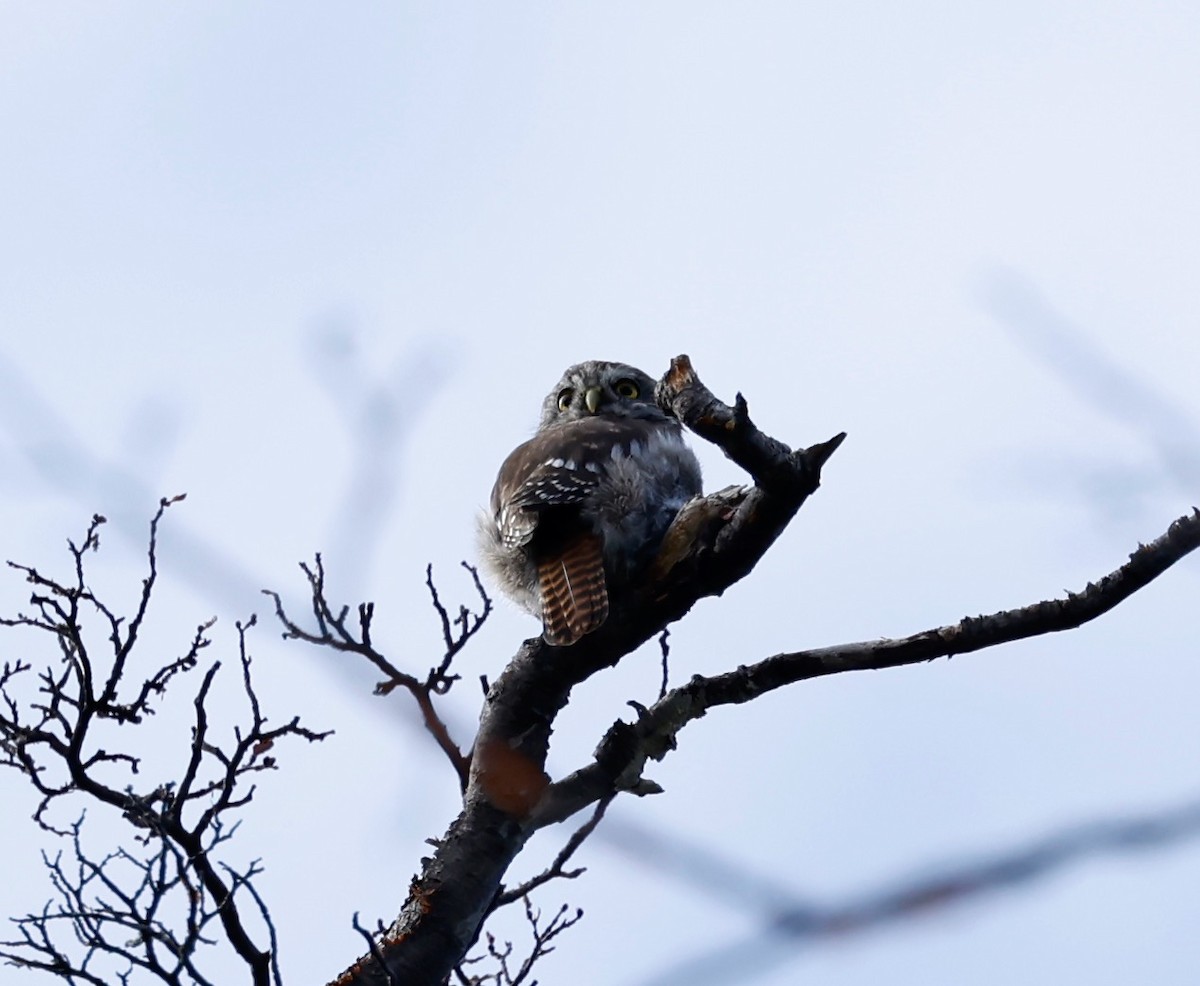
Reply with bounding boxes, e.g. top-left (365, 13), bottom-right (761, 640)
top-left (455, 897), bottom-right (584, 986)
top-left (1, 505), bottom-right (326, 985)
top-left (496, 795), bottom-right (615, 907)
top-left (349, 913), bottom-right (400, 986)
top-left (320, 355), bottom-right (1190, 986)
top-left (424, 562), bottom-right (492, 696)
top-left (264, 556), bottom-right (474, 789)
top-left (656, 630), bottom-right (670, 701)
top-left (97, 495), bottom-right (187, 711)
top-left (542, 508), bottom-right (1200, 825)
